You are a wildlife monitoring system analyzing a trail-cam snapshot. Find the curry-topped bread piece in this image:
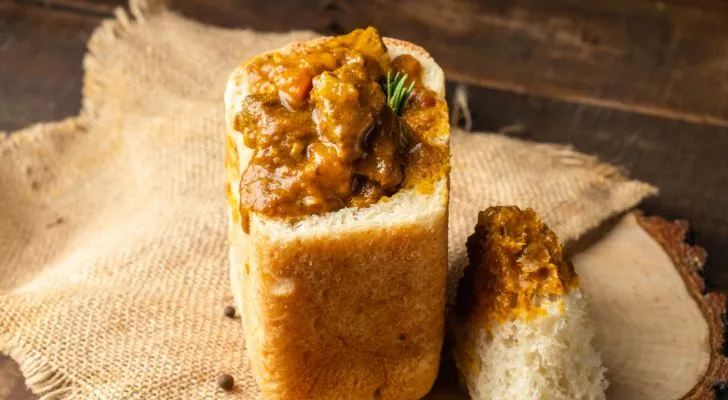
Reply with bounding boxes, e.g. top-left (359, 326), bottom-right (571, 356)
top-left (458, 206), bottom-right (579, 327)
top-left (453, 206), bottom-right (607, 400)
